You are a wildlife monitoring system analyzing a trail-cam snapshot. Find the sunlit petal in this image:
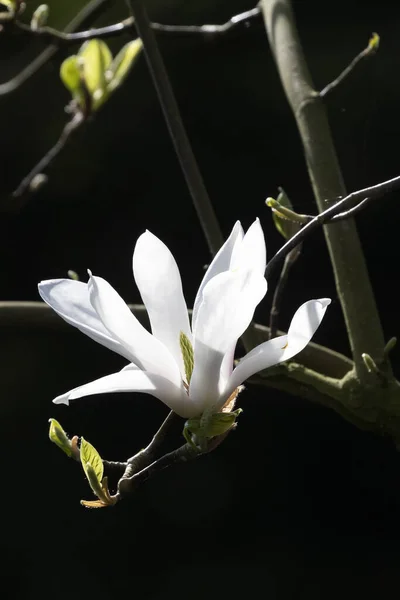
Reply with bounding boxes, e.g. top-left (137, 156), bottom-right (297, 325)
top-left (38, 279), bottom-right (132, 361)
top-left (133, 231), bottom-right (191, 378)
top-left (53, 368), bottom-right (197, 417)
top-left (225, 299), bottom-right (331, 397)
